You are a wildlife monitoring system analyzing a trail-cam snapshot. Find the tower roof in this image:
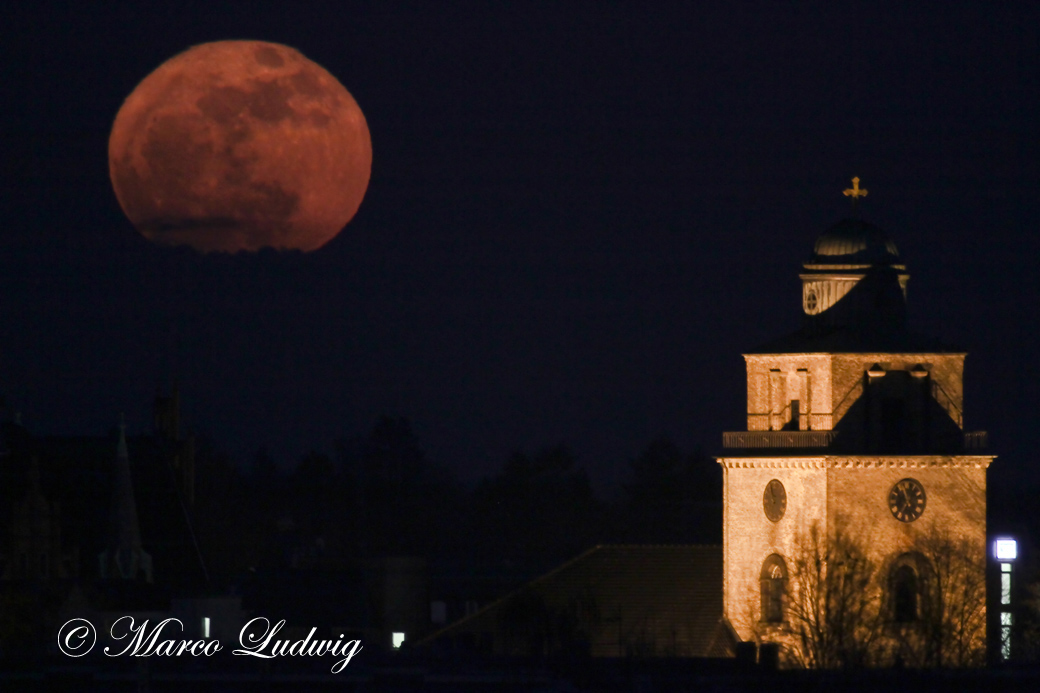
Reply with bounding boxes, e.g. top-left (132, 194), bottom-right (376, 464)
top-left (809, 218), bottom-right (900, 266)
top-left (750, 209), bottom-right (959, 354)
top-left (748, 323), bottom-right (961, 354)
